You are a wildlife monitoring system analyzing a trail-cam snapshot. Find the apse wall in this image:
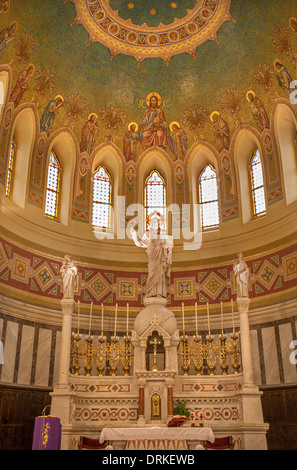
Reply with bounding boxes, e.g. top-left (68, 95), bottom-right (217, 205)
top-left (0, 64), bottom-right (297, 391)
